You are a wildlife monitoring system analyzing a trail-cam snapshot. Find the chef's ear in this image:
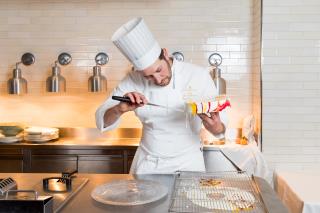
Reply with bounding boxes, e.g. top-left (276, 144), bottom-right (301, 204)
top-left (161, 48), bottom-right (170, 61)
